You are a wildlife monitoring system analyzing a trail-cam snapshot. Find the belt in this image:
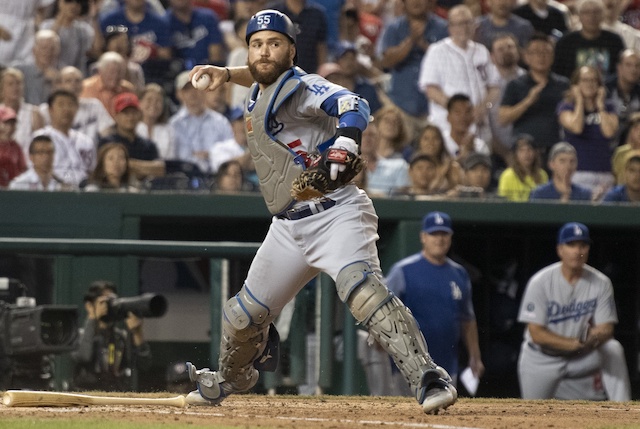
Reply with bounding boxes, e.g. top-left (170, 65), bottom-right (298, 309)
top-left (277, 199), bottom-right (336, 221)
top-left (527, 341), bottom-right (566, 357)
